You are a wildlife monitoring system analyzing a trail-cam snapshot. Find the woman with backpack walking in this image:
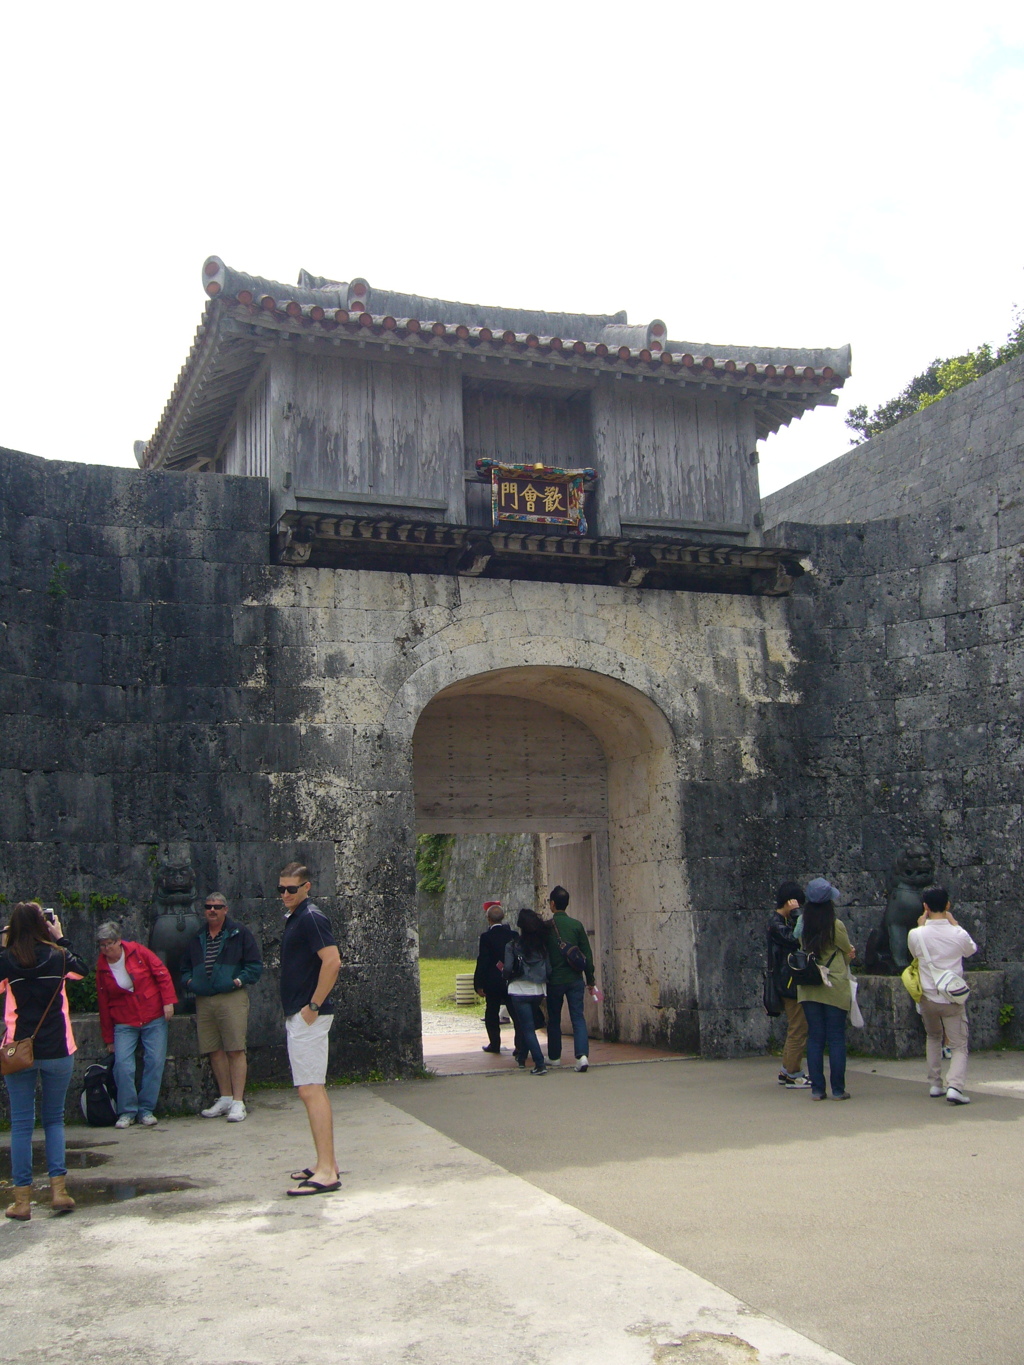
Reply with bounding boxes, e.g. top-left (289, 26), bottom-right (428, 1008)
top-left (504, 909), bottom-right (552, 1075)
top-left (797, 879), bottom-right (856, 1102)
top-left (1, 902), bottom-right (88, 1220)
